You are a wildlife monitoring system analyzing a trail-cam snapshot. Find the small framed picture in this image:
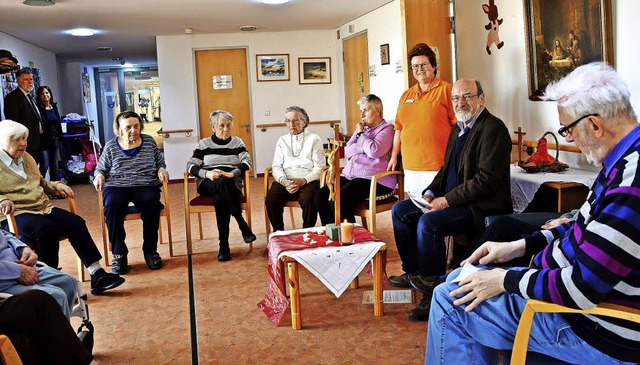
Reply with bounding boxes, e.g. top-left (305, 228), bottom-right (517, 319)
top-left (256, 54), bottom-right (290, 82)
top-left (380, 44), bottom-right (390, 65)
top-left (298, 57), bottom-right (332, 85)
